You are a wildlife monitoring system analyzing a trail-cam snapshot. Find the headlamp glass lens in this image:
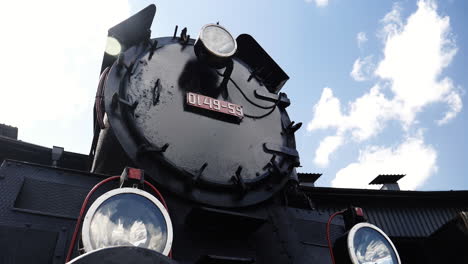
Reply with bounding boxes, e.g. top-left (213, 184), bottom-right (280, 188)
top-left (105, 36), bottom-right (122, 56)
top-left (88, 193), bottom-right (168, 253)
top-left (201, 25), bottom-right (236, 56)
top-left (353, 227), bottom-right (398, 264)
